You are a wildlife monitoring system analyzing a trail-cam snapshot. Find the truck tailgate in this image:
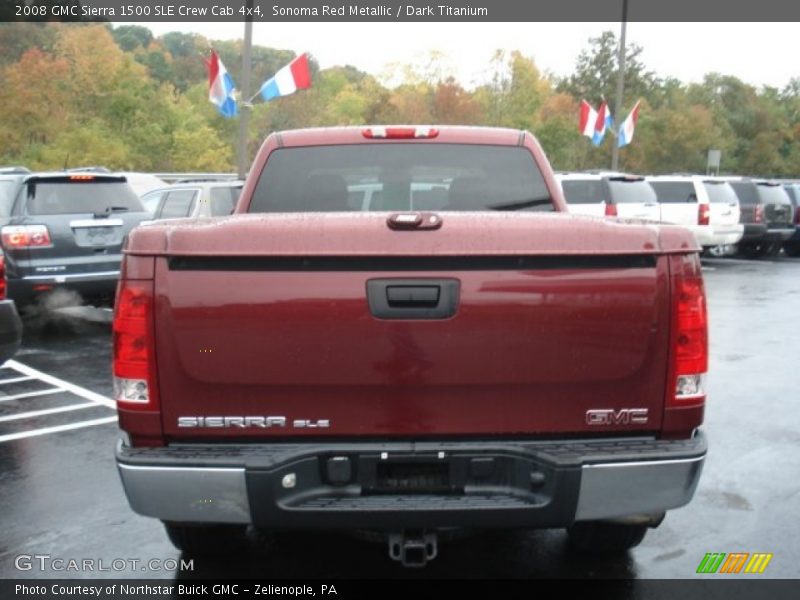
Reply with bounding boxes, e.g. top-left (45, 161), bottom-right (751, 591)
top-left (145, 213), bottom-right (675, 438)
